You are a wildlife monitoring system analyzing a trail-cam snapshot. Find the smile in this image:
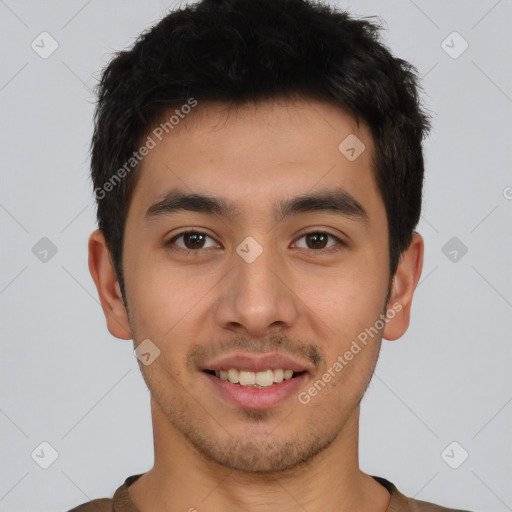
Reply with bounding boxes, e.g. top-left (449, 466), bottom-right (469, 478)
top-left (202, 368), bottom-right (308, 410)
top-left (205, 368), bottom-right (305, 388)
